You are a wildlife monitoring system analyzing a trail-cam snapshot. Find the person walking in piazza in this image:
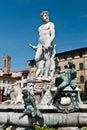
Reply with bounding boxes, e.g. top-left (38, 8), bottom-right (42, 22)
top-left (29, 10), bottom-right (55, 79)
